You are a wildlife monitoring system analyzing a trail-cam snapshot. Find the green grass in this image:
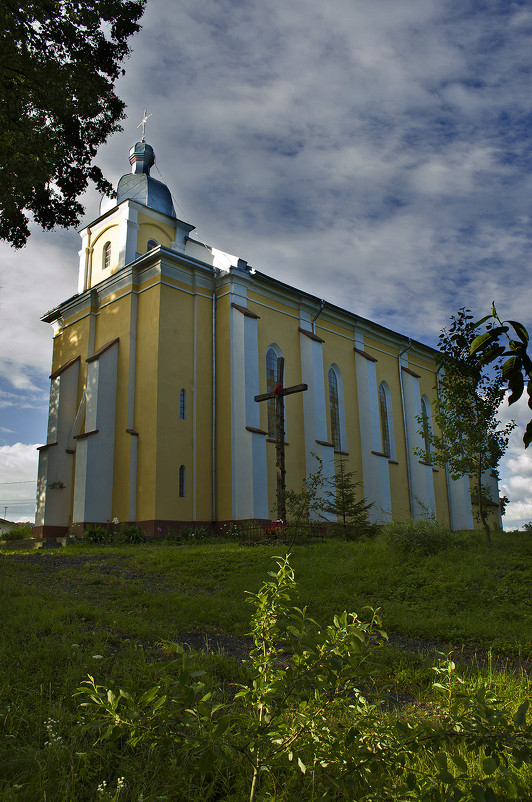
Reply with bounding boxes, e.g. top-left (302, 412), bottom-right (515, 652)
top-left (0, 531), bottom-right (531, 800)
